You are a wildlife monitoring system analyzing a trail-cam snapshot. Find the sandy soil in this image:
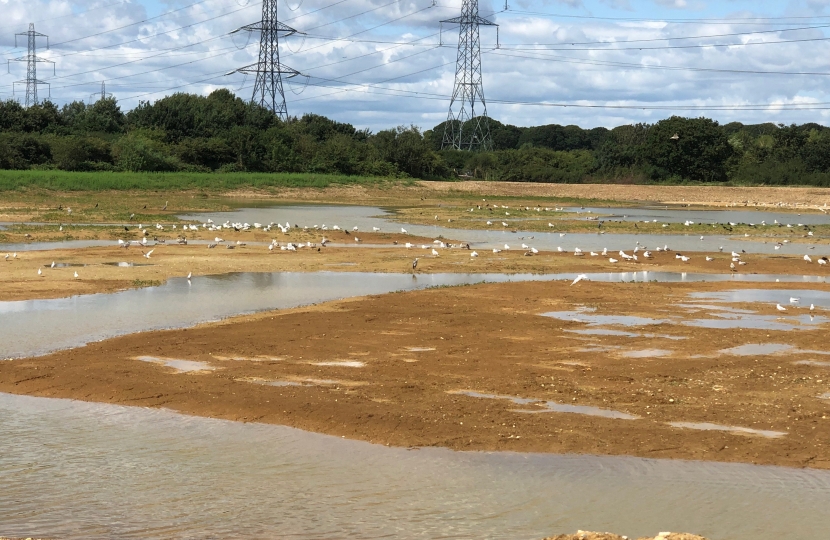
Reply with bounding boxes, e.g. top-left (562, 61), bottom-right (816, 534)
top-left (2, 278), bottom-right (829, 469)
top-left (544, 533), bottom-right (705, 540)
top-left (1, 236), bottom-right (828, 301)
